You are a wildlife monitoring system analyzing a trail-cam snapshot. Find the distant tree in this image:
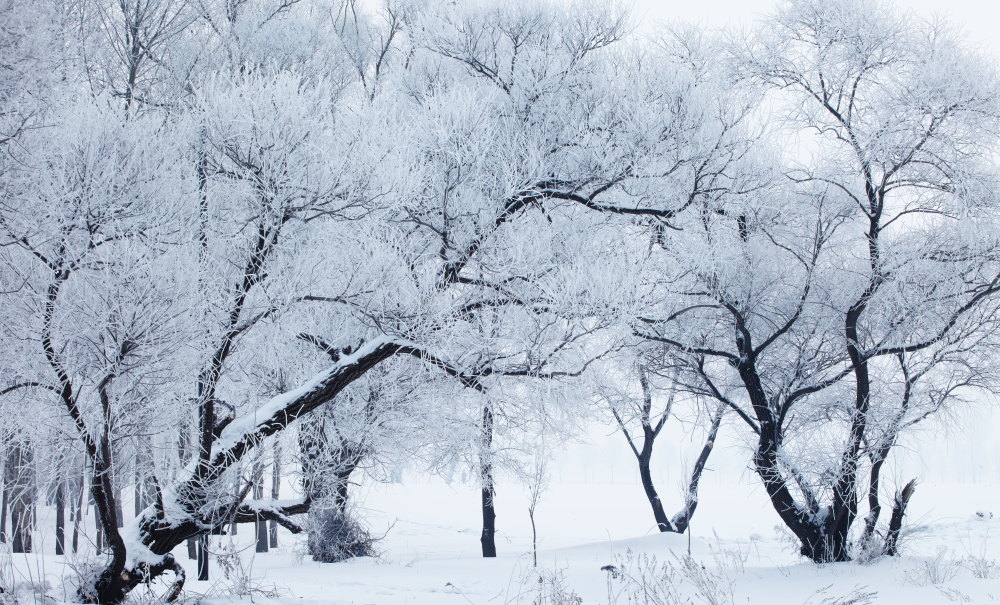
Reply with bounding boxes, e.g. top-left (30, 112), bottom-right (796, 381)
top-left (598, 358), bottom-right (725, 534)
